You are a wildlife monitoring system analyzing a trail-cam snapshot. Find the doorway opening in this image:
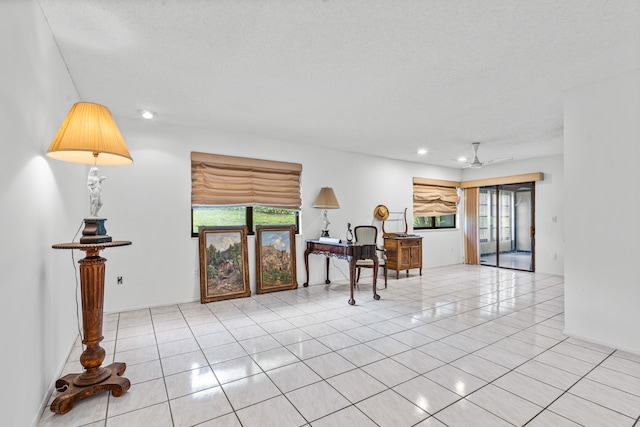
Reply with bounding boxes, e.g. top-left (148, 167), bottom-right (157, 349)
top-left (479, 182), bottom-right (535, 271)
